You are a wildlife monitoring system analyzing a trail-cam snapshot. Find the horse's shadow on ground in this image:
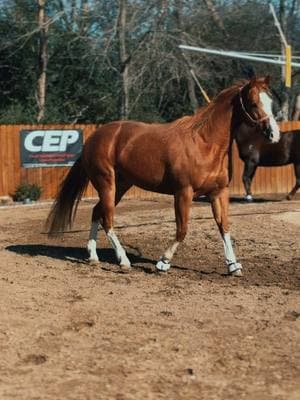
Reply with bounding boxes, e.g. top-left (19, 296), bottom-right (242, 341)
top-left (6, 244), bottom-right (153, 270)
top-left (194, 196), bottom-right (282, 204)
top-left (6, 244), bottom-right (225, 276)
